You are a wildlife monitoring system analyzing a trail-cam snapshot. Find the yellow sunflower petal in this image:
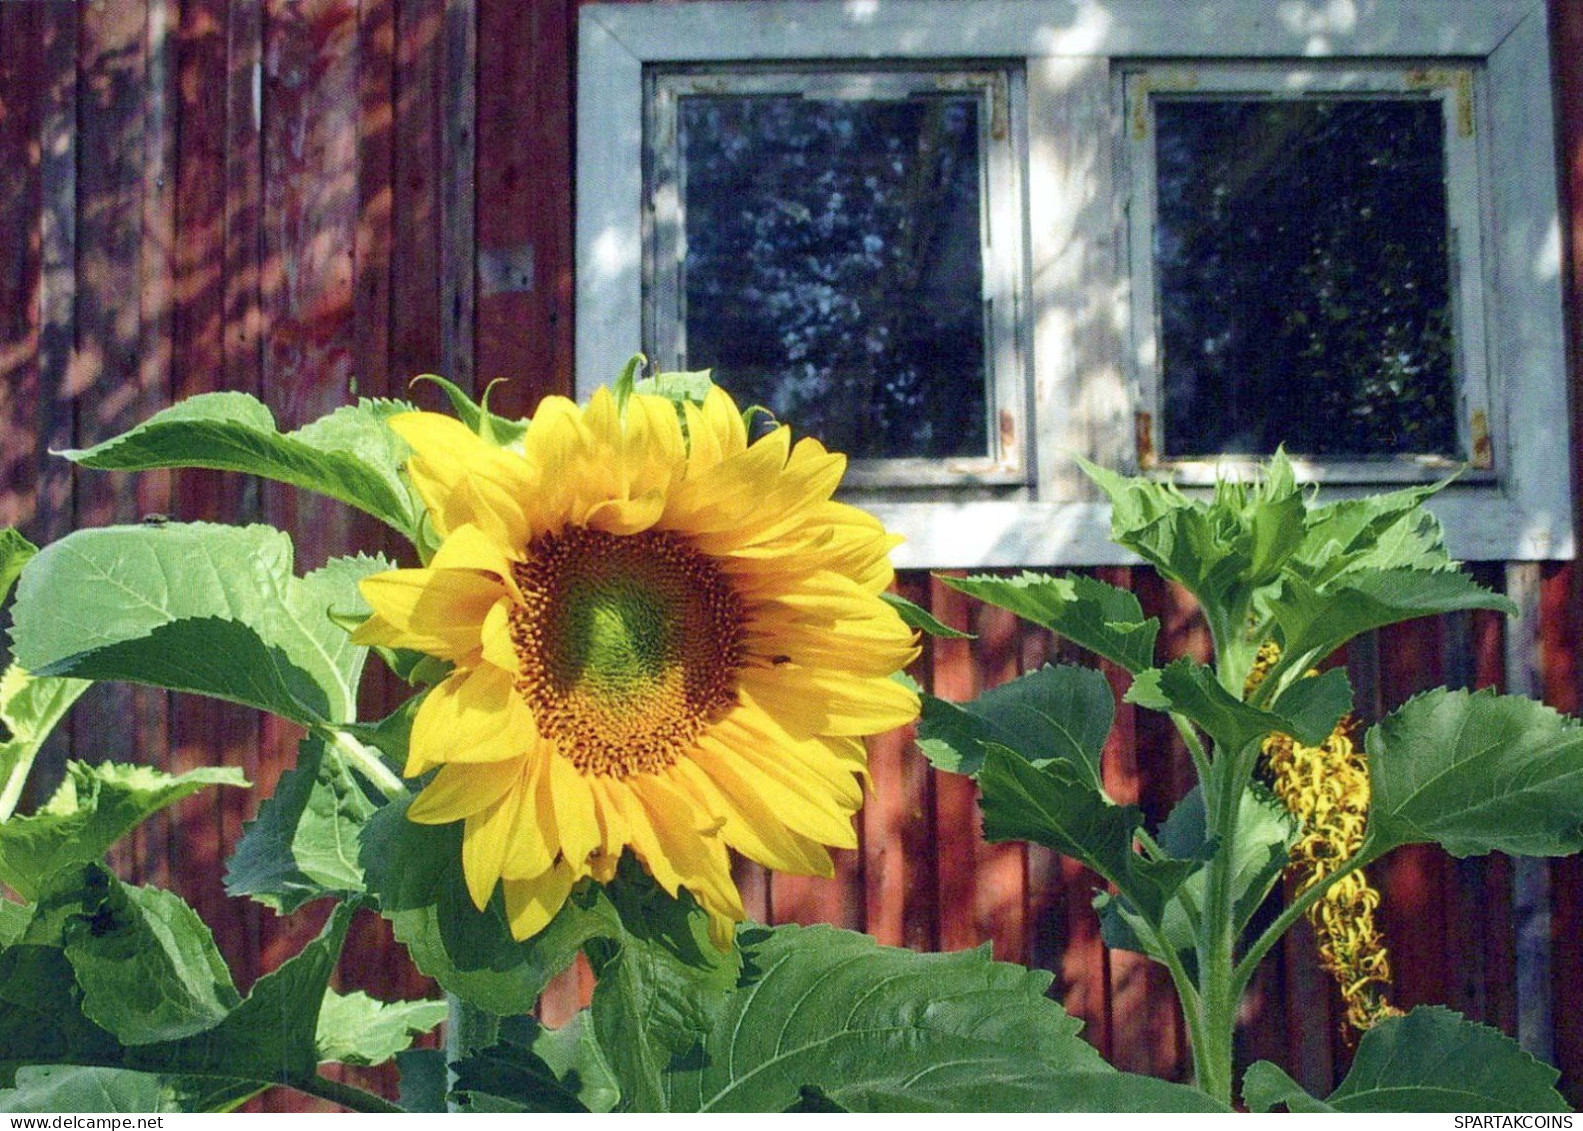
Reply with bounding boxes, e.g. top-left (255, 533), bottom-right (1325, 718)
top-left (462, 782), bottom-right (526, 909)
top-left (670, 758), bottom-right (835, 875)
top-left (502, 861), bottom-right (577, 940)
top-left (500, 748), bottom-right (555, 879)
top-left (623, 774), bottom-right (743, 928)
top-left (479, 599), bottom-right (519, 674)
top-left (407, 758), bottom-right (523, 823)
top-left (390, 412), bottom-right (536, 541)
top-left (353, 568), bottom-right (502, 661)
top-left (740, 663), bottom-right (920, 737)
top-left (430, 521), bottom-right (521, 581)
top-left (546, 753), bottom-right (601, 869)
top-left (408, 666), bottom-right (537, 775)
